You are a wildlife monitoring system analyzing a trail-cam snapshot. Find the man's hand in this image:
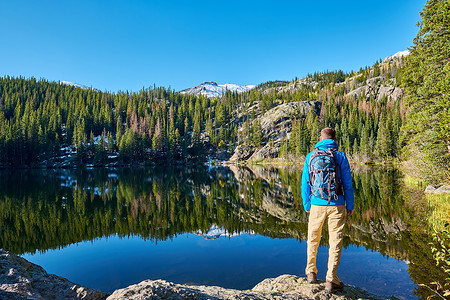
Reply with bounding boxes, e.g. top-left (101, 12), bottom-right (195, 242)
top-left (347, 209), bottom-right (354, 216)
top-left (306, 210), bottom-right (310, 213)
